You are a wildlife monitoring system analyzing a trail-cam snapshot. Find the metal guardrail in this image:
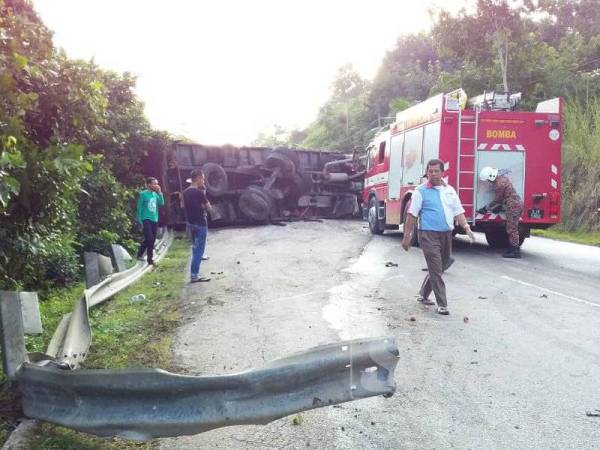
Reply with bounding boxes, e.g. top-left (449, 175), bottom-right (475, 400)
top-left (18, 337), bottom-right (399, 441)
top-left (45, 230), bottom-right (174, 369)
